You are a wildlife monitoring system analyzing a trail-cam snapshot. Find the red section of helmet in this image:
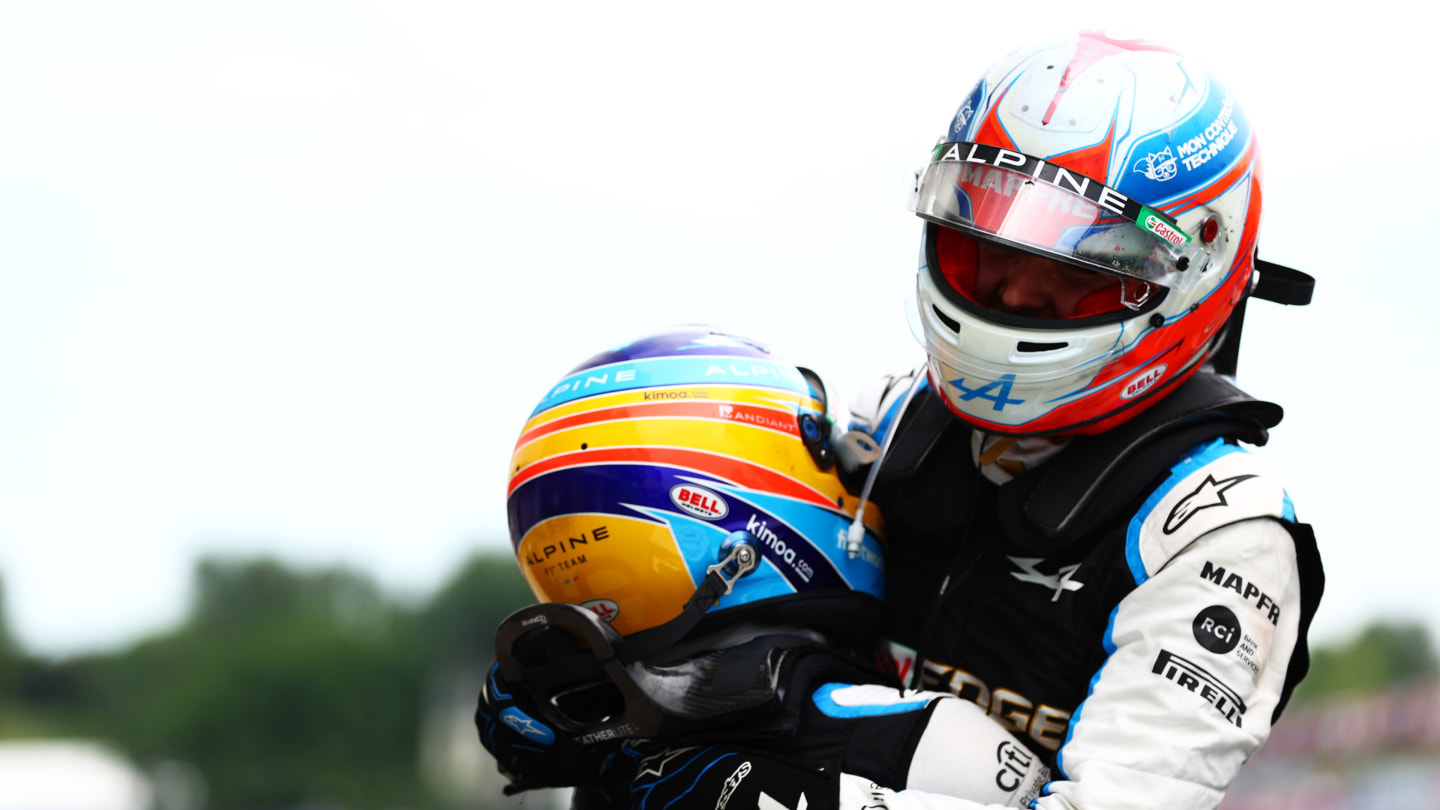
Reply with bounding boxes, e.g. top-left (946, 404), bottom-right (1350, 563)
top-left (1077, 31), bottom-right (1181, 55)
top-left (973, 86), bottom-right (1019, 151)
top-left (1044, 114), bottom-right (1118, 184)
top-left (1043, 37), bottom-right (1127, 126)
